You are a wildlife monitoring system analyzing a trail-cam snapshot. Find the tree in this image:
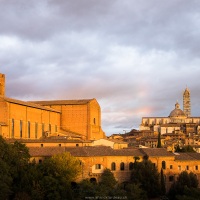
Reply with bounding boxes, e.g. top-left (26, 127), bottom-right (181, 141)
top-left (123, 183), bottom-right (147, 200)
top-left (37, 152), bottom-right (81, 199)
top-left (131, 155), bottom-right (161, 198)
top-left (99, 168), bottom-right (117, 188)
top-left (168, 171), bottom-right (200, 200)
top-left (157, 132), bottom-right (162, 148)
top-left (160, 168), bottom-right (166, 195)
top-left (175, 145), bottom-right (195, 152)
